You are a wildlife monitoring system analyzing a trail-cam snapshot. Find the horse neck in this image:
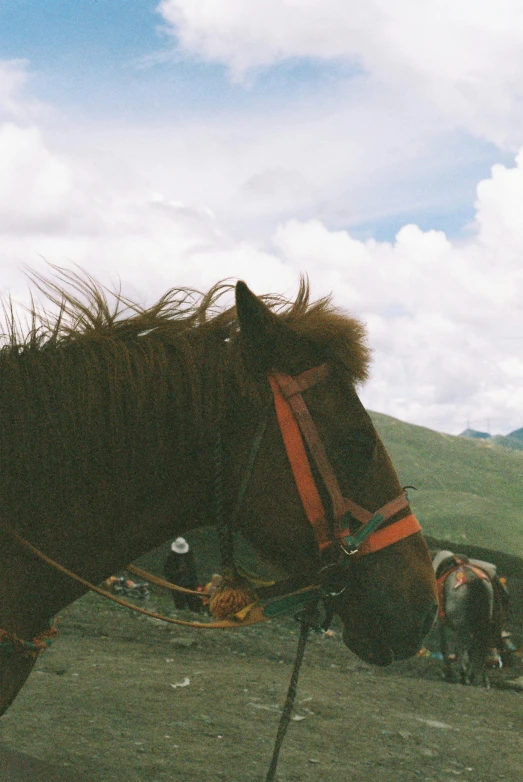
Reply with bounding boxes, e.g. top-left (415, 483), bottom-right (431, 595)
top-left (0, 338), bottom-right (223, 636)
